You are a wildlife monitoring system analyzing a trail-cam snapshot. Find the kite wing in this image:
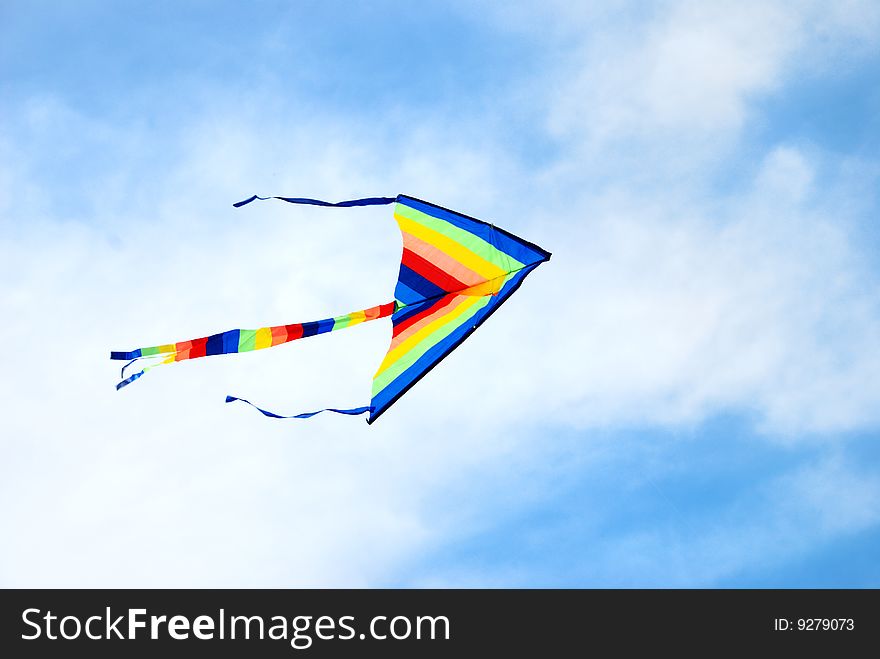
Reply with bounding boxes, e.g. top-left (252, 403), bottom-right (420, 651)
top-left (111, 194), bottom-right (550, 423)
top-left (368, 195), bottom-right (550, 423)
